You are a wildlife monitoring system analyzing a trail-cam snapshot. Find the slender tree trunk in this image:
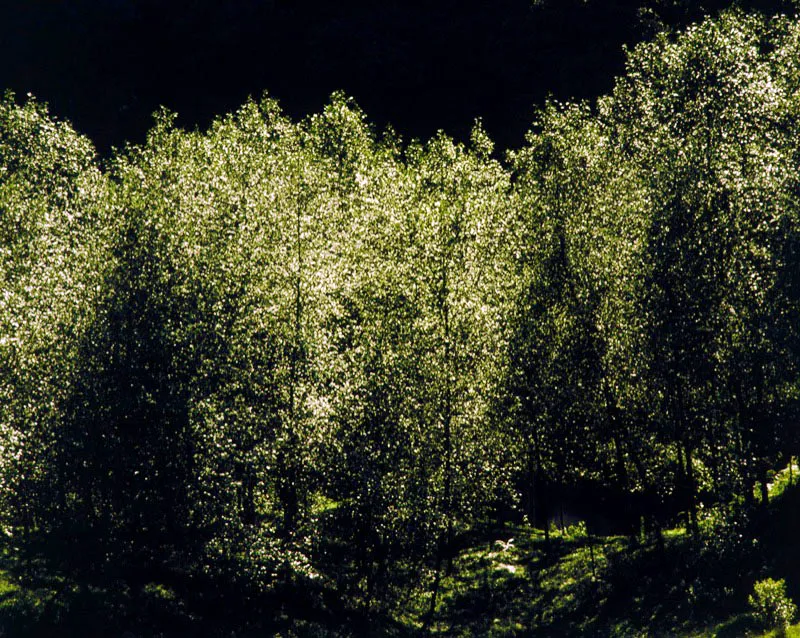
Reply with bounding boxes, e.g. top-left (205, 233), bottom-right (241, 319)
top-left (627, 440), bottom-right (657, 542)
top-left (281, 203), bottom-right (304, 536)
top-left (526, 440), bottom-right (536, 525)
top-left (684, 442), bottom-right (698, 537)
top-left (426, 238), bottom-right (456, 629)
top-left (738, 414), bottom-right (755, 508)
top-left (424, 550), bottom-right (444, 631)
top-left (673, 376), bottom-right (698, 537)
top-left (429, 309), bottom-right (454, 622)
top-left (535, 468), bottom-right (551, 544)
